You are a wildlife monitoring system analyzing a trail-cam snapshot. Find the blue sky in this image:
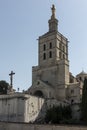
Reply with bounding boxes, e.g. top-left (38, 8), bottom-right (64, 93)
top-left (0, 0), bottom-right (87, 91)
